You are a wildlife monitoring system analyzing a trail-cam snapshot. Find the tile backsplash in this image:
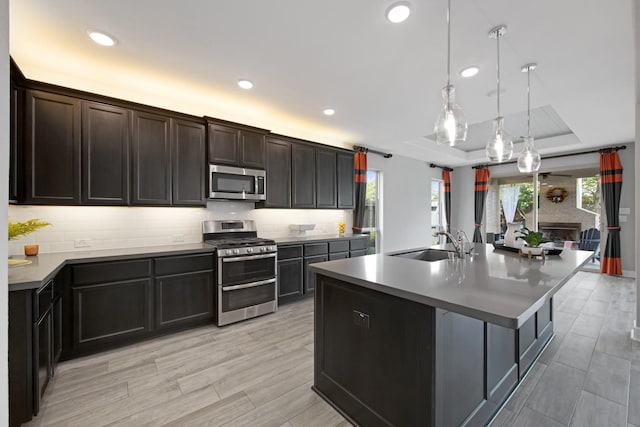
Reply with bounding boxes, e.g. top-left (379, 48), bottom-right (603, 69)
top-left (8, 202), bottom-right (353, 255)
